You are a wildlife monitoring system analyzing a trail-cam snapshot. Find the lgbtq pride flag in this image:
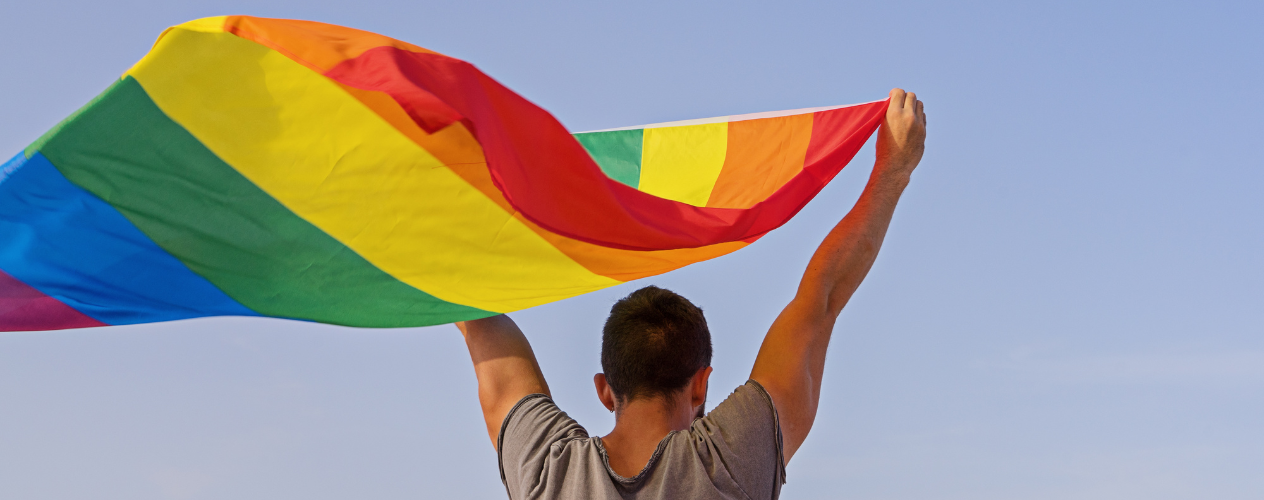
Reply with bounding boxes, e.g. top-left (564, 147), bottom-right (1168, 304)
top-left (0, 16), bottom-right (886, 332)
